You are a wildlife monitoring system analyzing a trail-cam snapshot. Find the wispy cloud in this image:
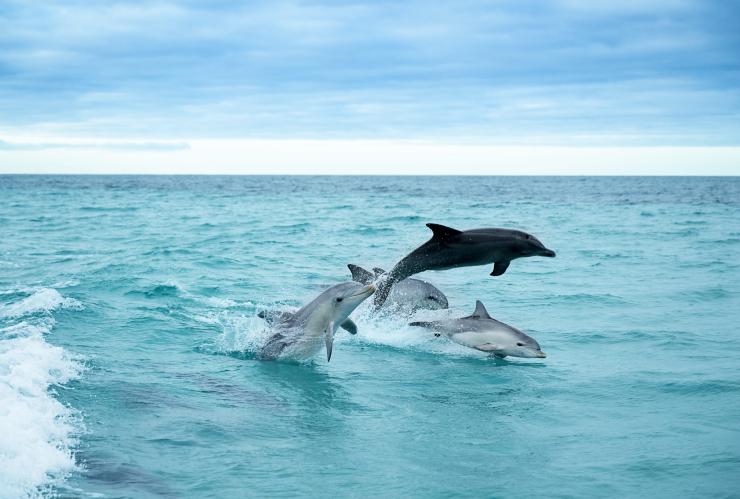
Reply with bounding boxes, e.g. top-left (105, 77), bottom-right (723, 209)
top-left (0, 0), bottom-right (738, 146)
